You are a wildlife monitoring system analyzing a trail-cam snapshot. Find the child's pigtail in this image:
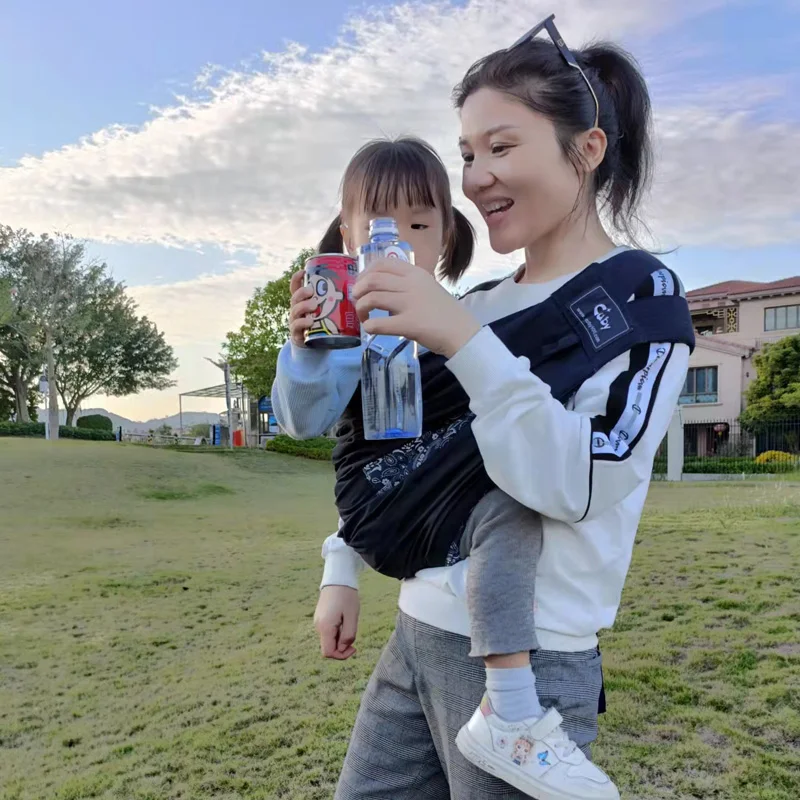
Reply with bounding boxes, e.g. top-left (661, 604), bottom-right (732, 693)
top-left (438, 208), bottom-right (475, 283)
top-left (317, 214), bottom-right (344, 254)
